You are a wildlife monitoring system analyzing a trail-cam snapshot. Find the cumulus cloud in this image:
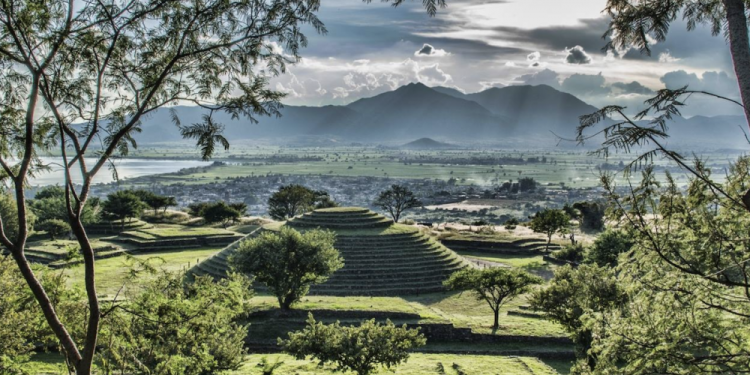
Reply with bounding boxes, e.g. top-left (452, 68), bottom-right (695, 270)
top-left (610, 81), bottom-right (654, 95)
top-left (564, 45), bottom-right (592, 64)
top-left (479, 81), bottom-right (507, 91)
top-left (658, 50), bottom-right (679, 63)
top-left (275, 73), bottom-right (327, 98)
top-left (660, 70), bottom-right (737, 94)
top-left (414, 44), bottom-right (449, 57)
top-left (505, 61), bottom-right (517, 67)
top-left (513, 68), bottom-right (560, 88)
top-left (560, 73), bottom-right (607, 95)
